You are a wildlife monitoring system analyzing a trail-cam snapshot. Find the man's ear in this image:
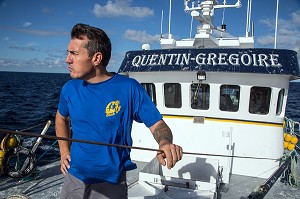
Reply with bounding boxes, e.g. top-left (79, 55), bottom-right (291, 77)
top-left (92, 52), bottom-right (103, 66)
